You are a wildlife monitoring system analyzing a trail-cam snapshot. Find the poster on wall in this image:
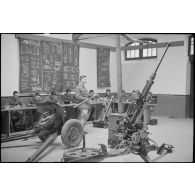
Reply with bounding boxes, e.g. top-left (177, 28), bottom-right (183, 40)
top-left (97, 48), bottom-right (111, 88)
top-left (62, 42), bottom-right (80, 91)
top-left (42, 41), bottom-right (63, 92)
top-left (19, 39), bottom-right (42, 93)
top-left (19, 38), bottom-right (79, 93)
